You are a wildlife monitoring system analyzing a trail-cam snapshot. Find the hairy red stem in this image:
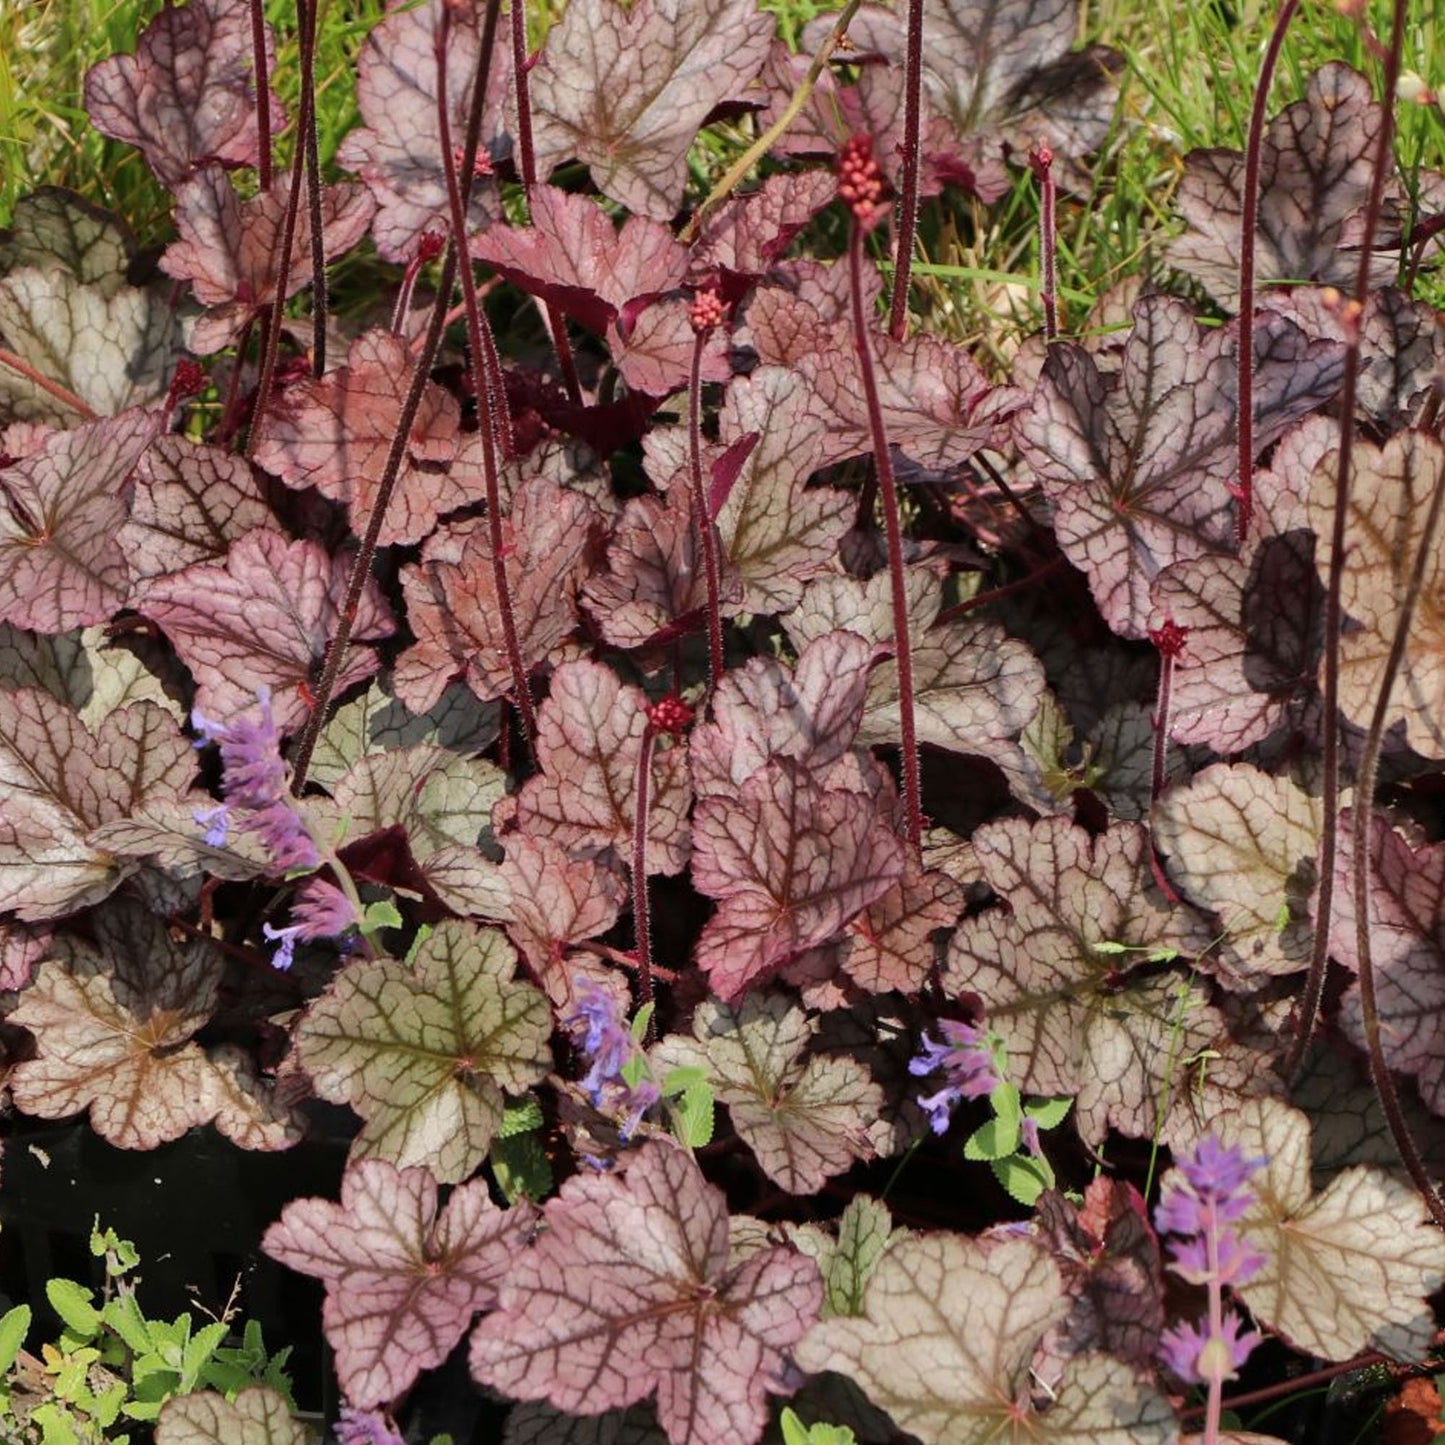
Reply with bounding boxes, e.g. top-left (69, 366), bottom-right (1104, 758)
top-left (632, 723), bottom-right (658, 1037)
top-left (688, 326), bottom-right (726, 688)
top-left (249, 0), bottom-right (273, 190)
top-left (298, 0), bottom-right (327, 376)
top-left (886, 0), bottom-right (924, 341)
